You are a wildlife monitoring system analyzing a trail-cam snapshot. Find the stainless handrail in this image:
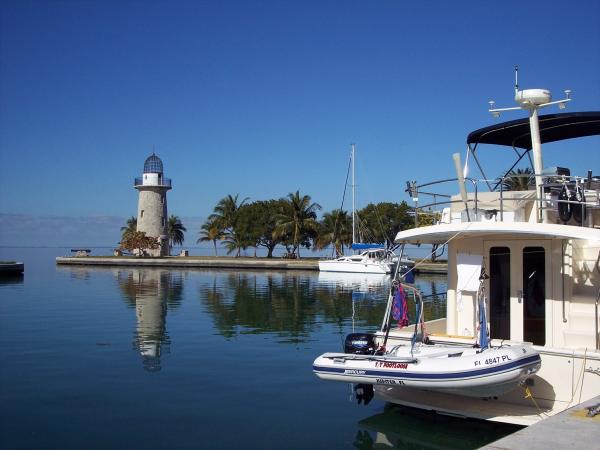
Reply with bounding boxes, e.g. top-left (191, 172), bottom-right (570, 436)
top-left (407, 173), bottom-right (599, 226)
